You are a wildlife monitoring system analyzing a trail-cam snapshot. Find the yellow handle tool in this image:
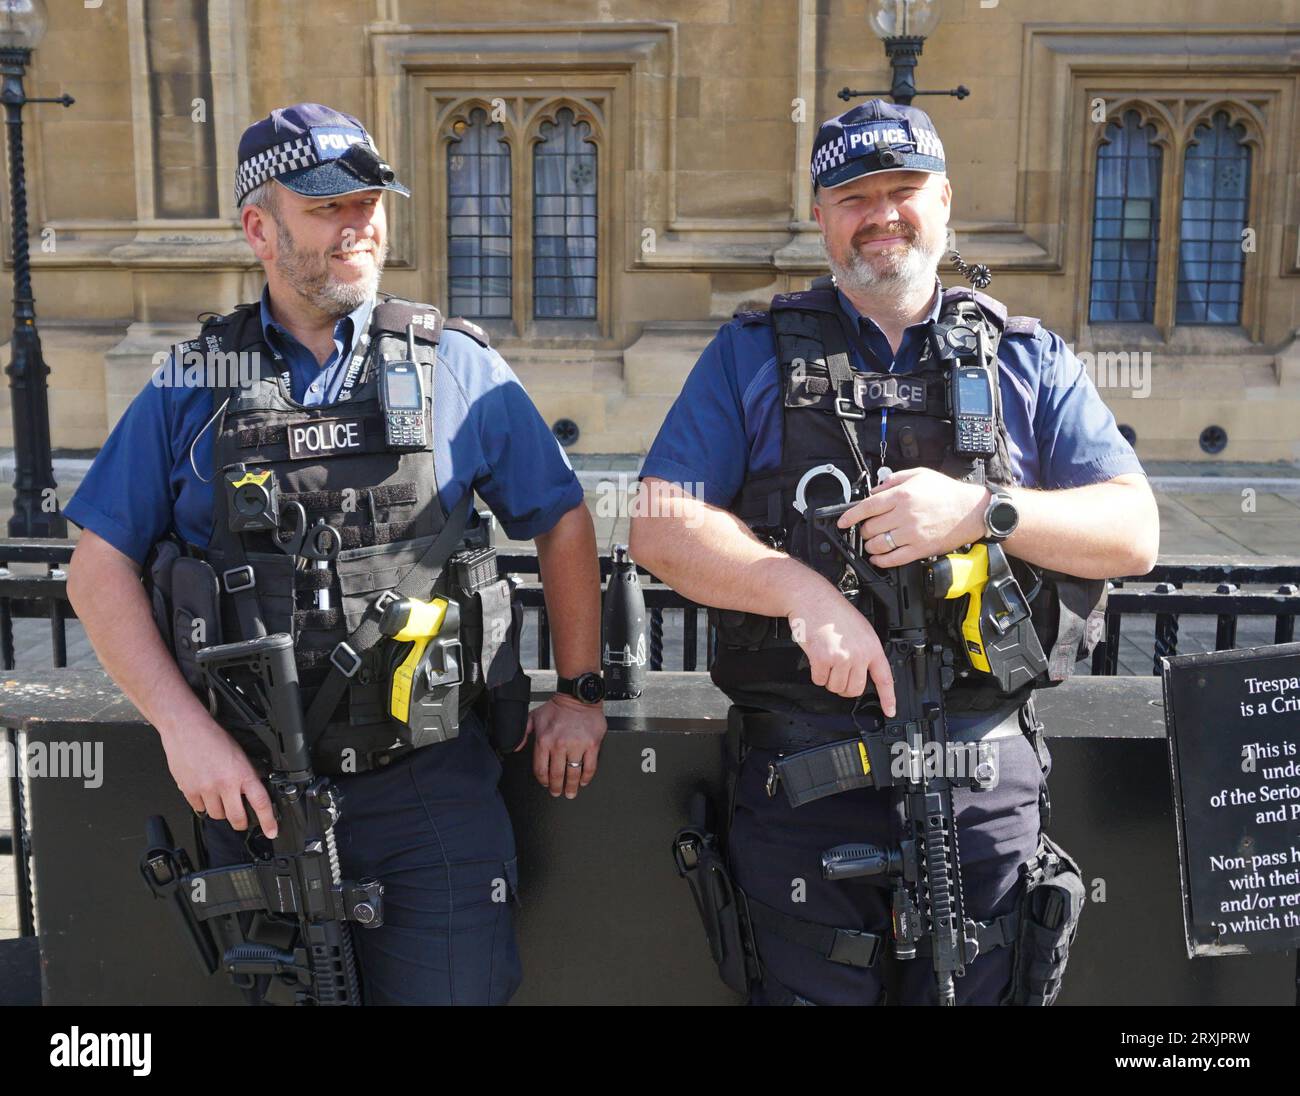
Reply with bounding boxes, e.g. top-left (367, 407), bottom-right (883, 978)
top-left (929, 544), bottom-right (992, 673)
top-left (380, 596), bottom-right (450, 724)
top-left (228, 468), bottom-right (272, 489)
